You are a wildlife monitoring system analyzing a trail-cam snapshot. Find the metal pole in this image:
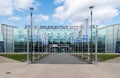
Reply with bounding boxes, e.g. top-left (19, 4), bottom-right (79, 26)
top-left (86, 18), bottom-right (90, 61)
top-left (88, 32), bottom-right (90, 61)
top-left (51, 32), bottom-right (52, 53)
top-left (82, 38), bottom-right (83, 59)
top-left (42, 33), bottom-right (43, 53)
top-left (89, 6), bottom-right (94, 62)
top-left (74, 35), bottom-right (75, 53)
top-left (27, 27), bottom-right (29, 63)
top-left (90, 10), bottom-right (93, 62)
top-left (47, 35), bottom-right (48, 53)
top-left (57, 33), bottom-right (60, 53)
top-left (32, 28), bottom-right (35, 61)
top-left (95, 25), bottom-right (98, 64)
top-left (37, 27), bottom-right (40, 59)
top-left (74, 33), bottom-right (76, 53)
top-left (72, 33), bottom-right (74, 53)
top-left (29, 7), bottom-right (34, 63)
